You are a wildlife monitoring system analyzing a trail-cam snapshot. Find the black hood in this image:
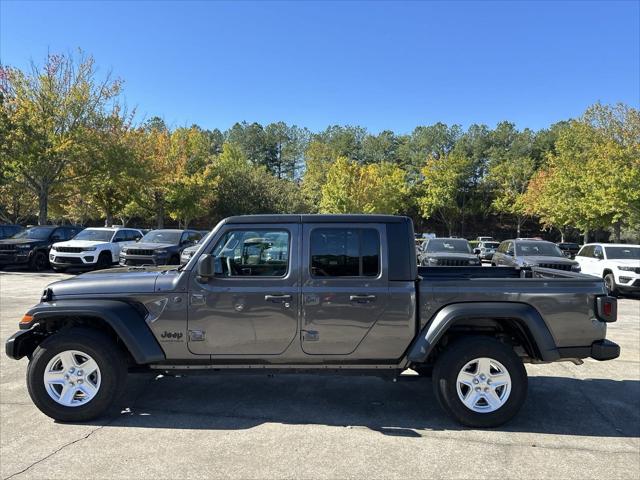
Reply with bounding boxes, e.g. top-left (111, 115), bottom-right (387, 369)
top-left (0, 238), bottom-right (49, 246)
